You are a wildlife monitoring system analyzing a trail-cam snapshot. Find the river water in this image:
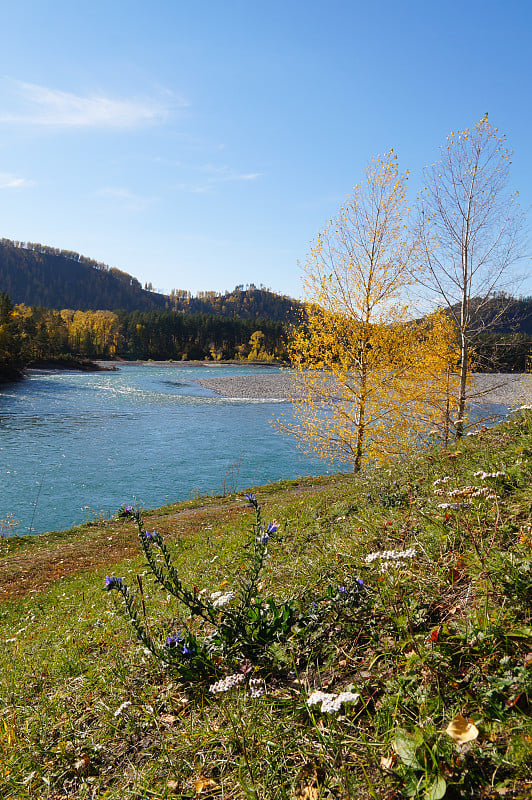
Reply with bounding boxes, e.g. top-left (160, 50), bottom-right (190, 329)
top-left (0, 364), bottom-right (342, 536)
